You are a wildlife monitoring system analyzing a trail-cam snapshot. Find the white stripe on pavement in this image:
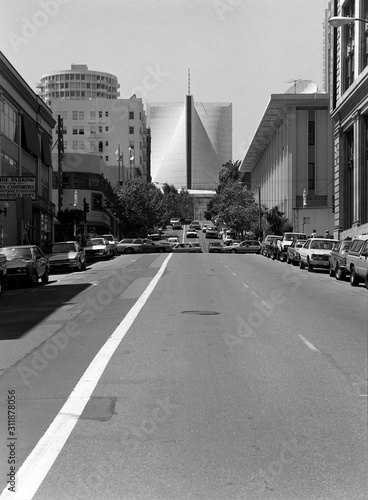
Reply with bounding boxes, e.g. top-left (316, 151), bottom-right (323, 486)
top-left (298, 334), bottom-right (320, 352)
top-left (0, 254), bottom-right (172, 500)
